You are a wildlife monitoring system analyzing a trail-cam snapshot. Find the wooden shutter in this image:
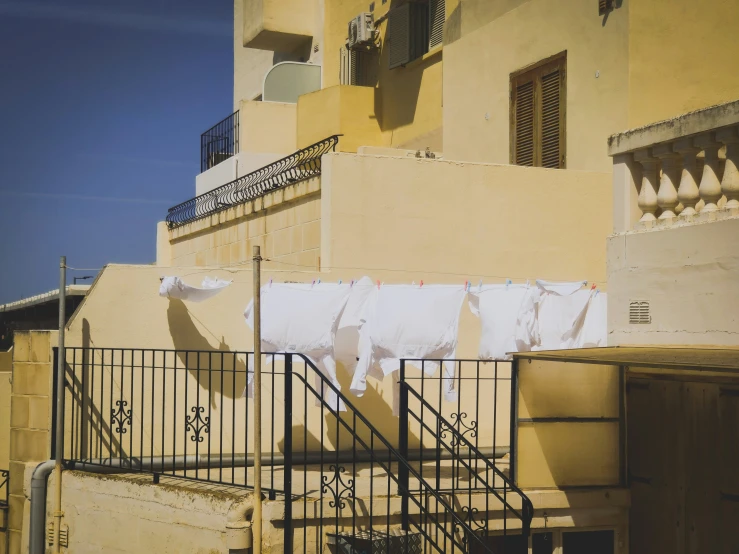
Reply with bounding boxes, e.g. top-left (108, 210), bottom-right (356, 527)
top-left (540, 67), bottom-right (563, 168)
top-left (513, 80), bottom-right (535, 166)
top-left (510, 52), bottom-right (566, 168)
top-left (428, 0), bottom-right (445, 49)
top-left (388, 4), bottom-right (411, 69)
